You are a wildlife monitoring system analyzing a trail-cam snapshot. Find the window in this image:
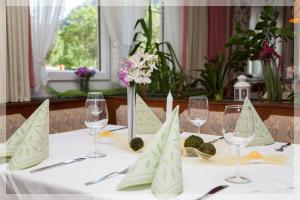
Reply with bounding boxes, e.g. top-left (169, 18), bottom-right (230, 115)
top-left (46, 0), bottom-right (100, 71)
top-left (145, 1), bottom-right (161, 43)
